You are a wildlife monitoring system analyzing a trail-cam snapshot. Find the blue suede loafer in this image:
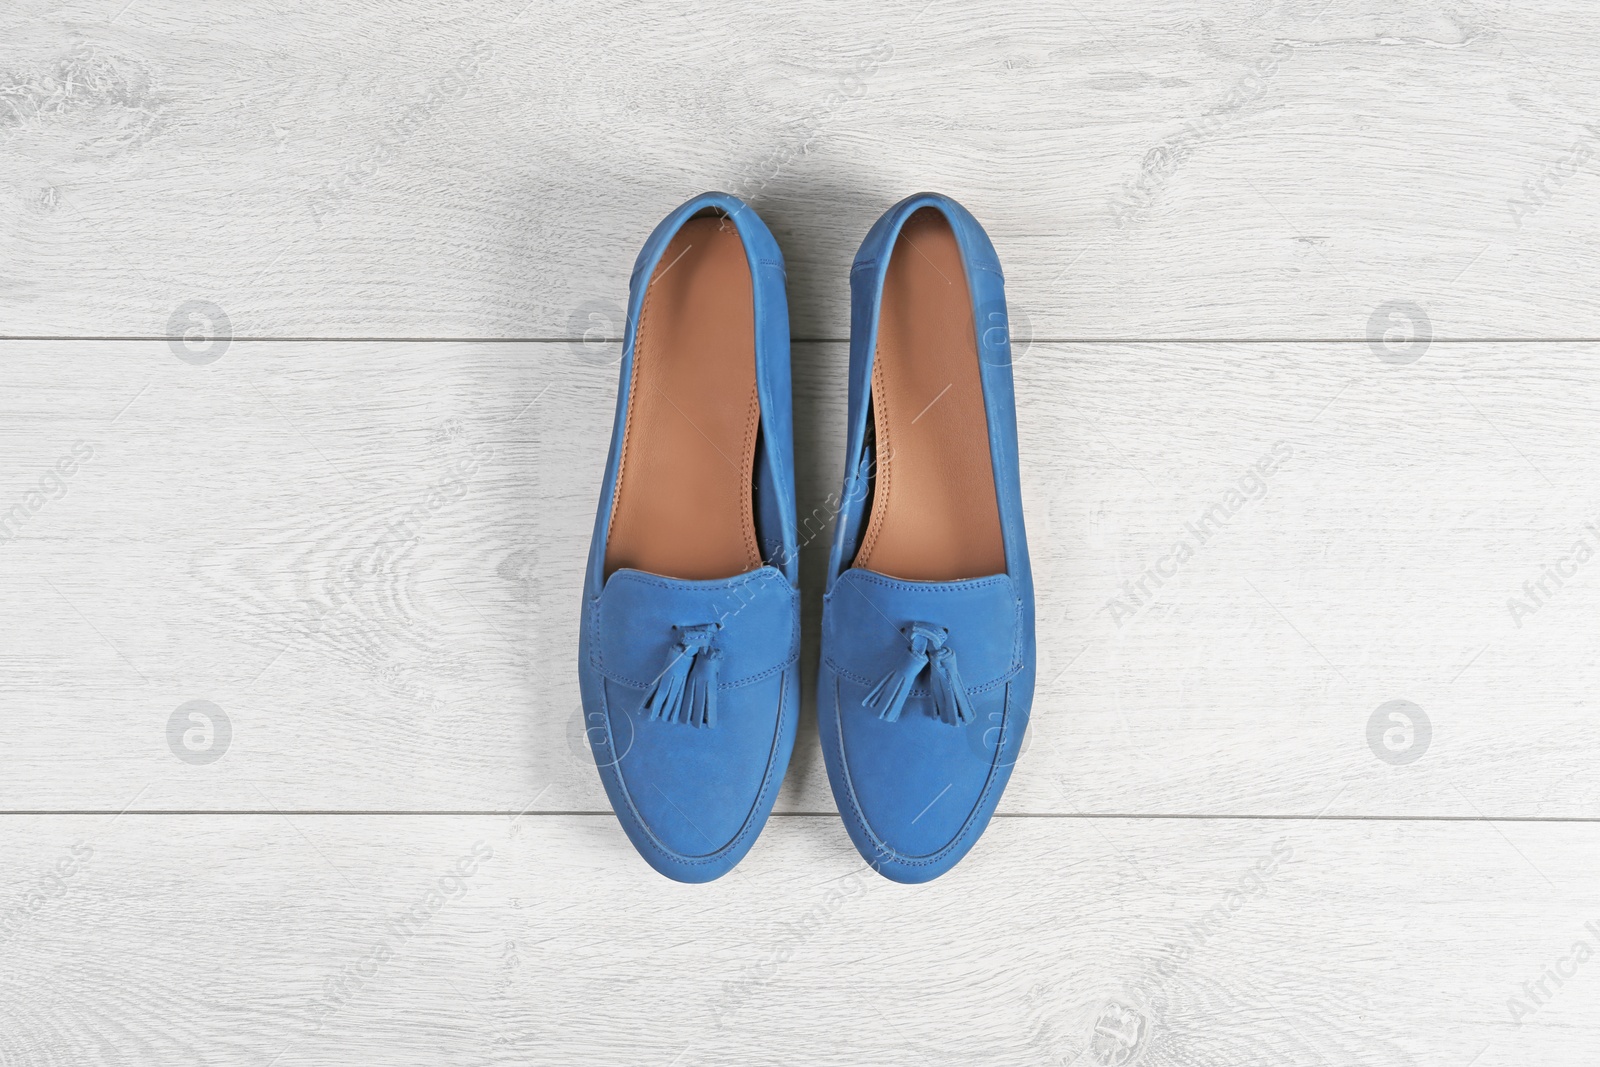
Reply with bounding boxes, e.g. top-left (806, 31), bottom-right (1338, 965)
top-left (819, 193), bottom-right (1034, 883)
top-left (579, 192), bottom-right (798, 883)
